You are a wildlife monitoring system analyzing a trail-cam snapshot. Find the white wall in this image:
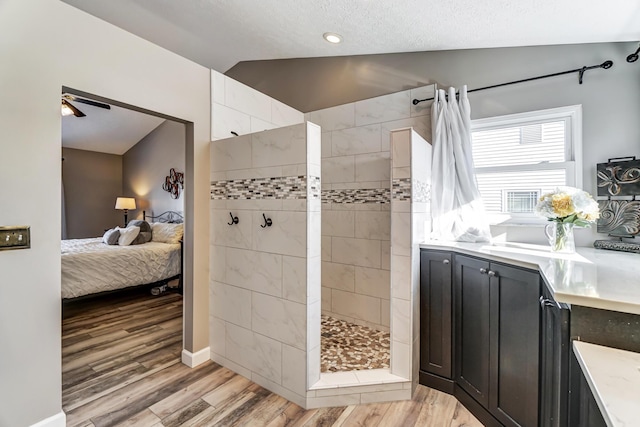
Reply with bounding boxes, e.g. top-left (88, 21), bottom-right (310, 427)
top-left (0, 1), bottom-right (210, 426)
top-left (211, 70), bottom-right (304, 140)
